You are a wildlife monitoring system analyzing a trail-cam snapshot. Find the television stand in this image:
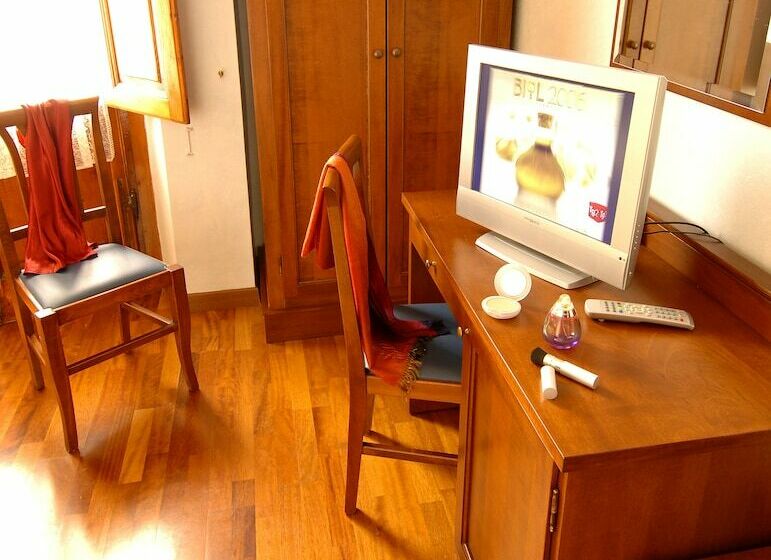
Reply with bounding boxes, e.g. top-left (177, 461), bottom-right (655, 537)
top-left (475, 231), bottom-right (597, 289)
